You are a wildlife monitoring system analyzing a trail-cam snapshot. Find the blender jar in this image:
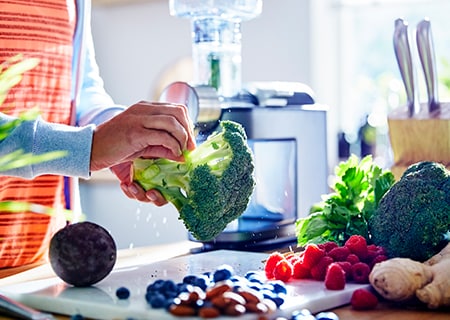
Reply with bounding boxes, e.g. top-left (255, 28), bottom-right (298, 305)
top-left (169, 0), bottom-right (263, 98)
